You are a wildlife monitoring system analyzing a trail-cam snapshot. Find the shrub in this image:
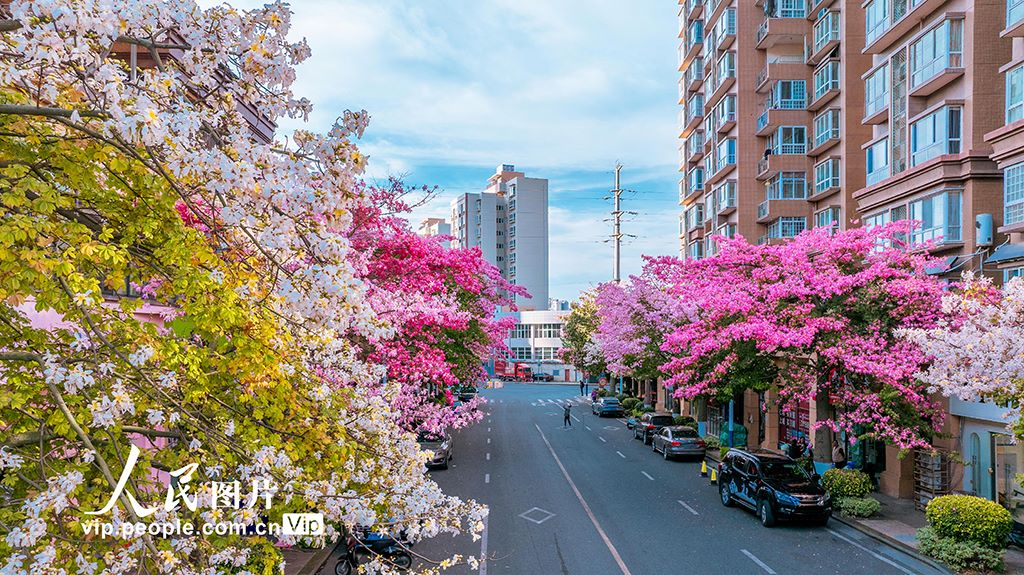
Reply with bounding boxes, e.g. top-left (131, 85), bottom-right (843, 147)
top-left (925, 494), bottom-right (1013, 549)
top-left (640, 405), bottom-right (655, 413)
top-left (835, 496), bottom-right (881, 518)
top-left (621, 398), bottom-right (641, 411)
top-left (702, 434), bottom-right (721, 450)
top-left (719, 447), bottom-right (731, 460)
top-left (674, 415), bottom-right (696, 427)
top-left (596, 389), bottom-right (610, 397)
top-left (917, 527), bottom-right (1005, 573)
top-left (616, 393), bottom-right (630, 403)
top-left (821, 468), bottom-right (872, 498)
